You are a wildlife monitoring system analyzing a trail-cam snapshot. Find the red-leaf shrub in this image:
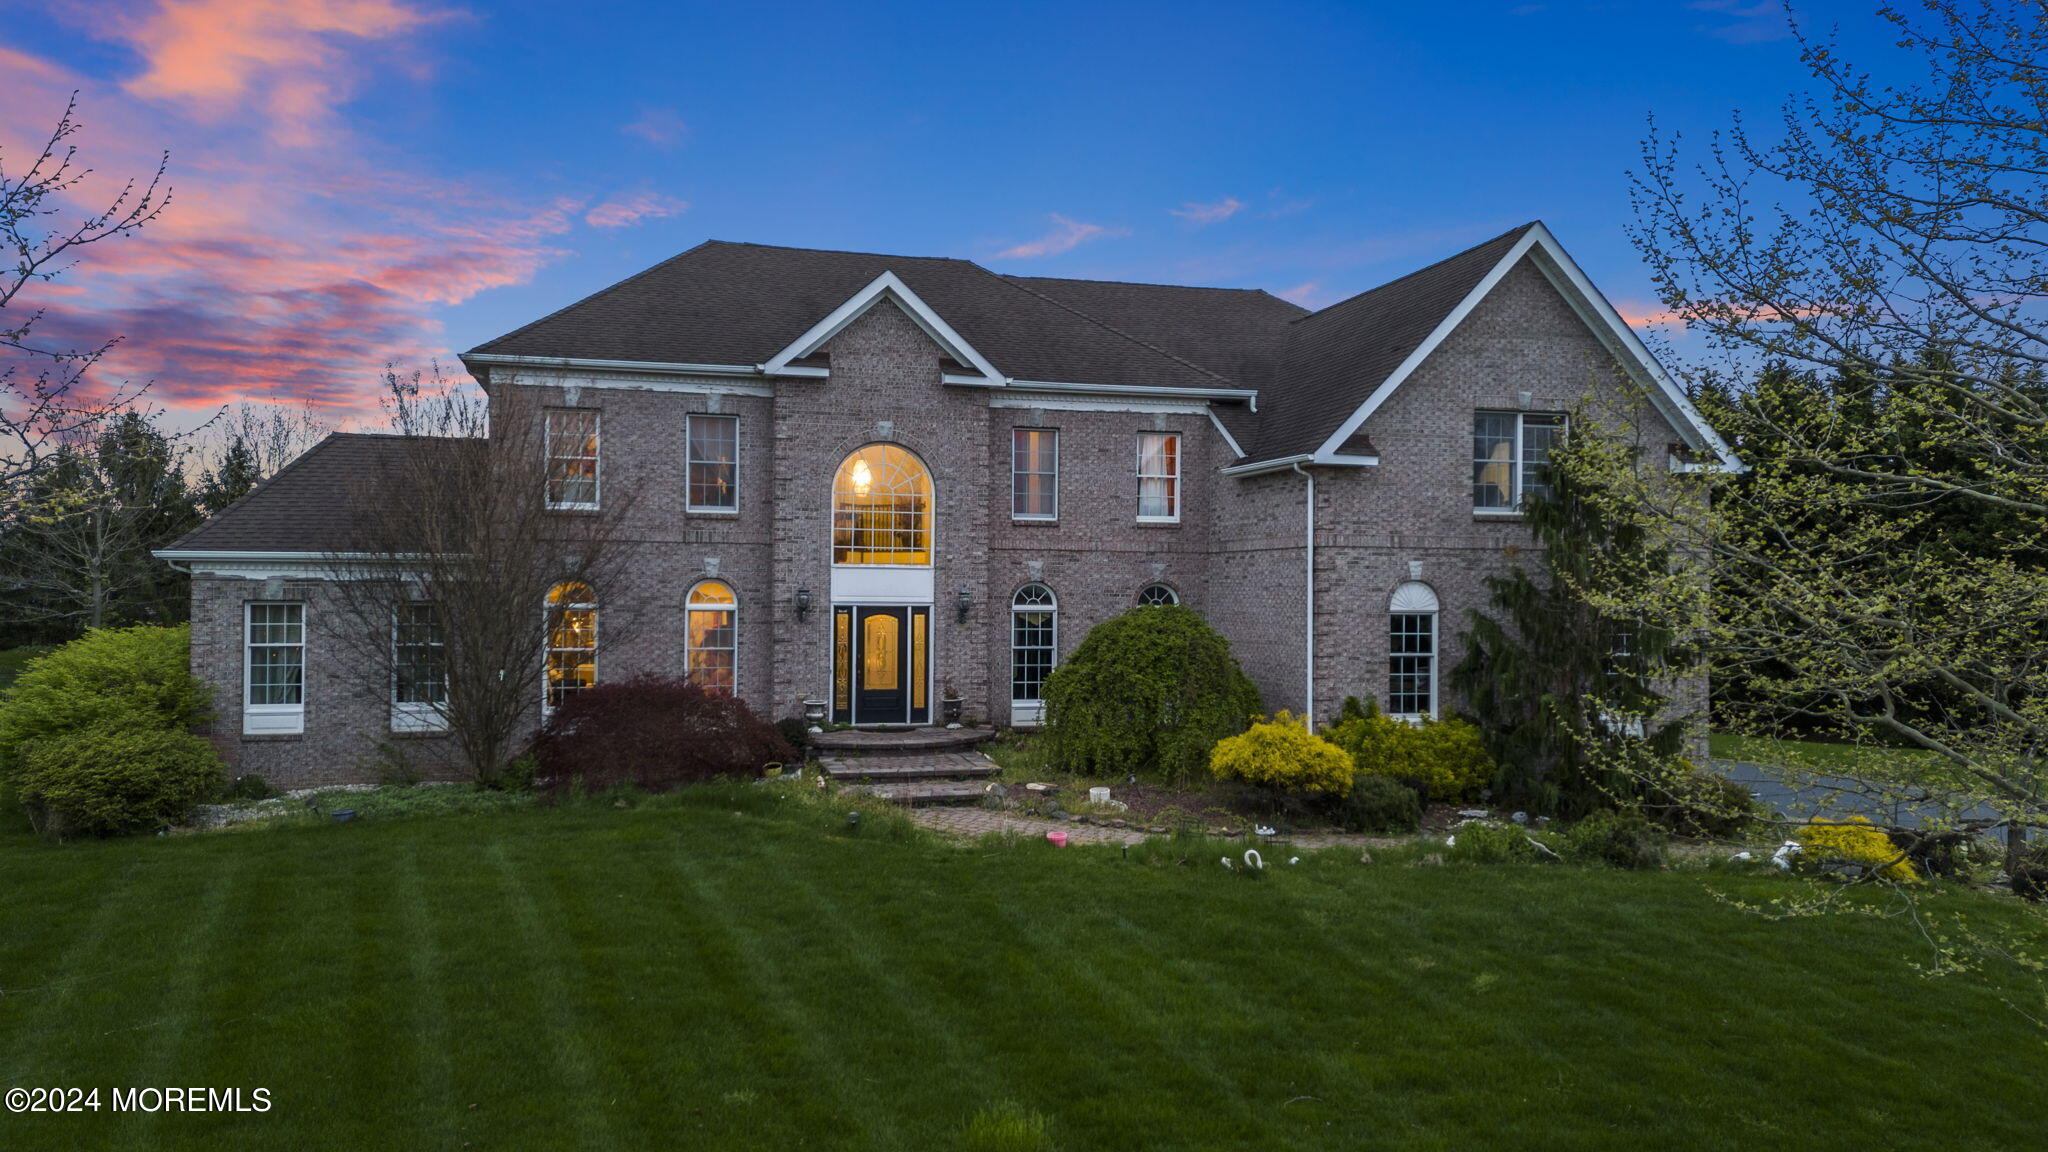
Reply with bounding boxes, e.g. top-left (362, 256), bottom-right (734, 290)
top-left (531, 675), bottom-right (795, 795)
